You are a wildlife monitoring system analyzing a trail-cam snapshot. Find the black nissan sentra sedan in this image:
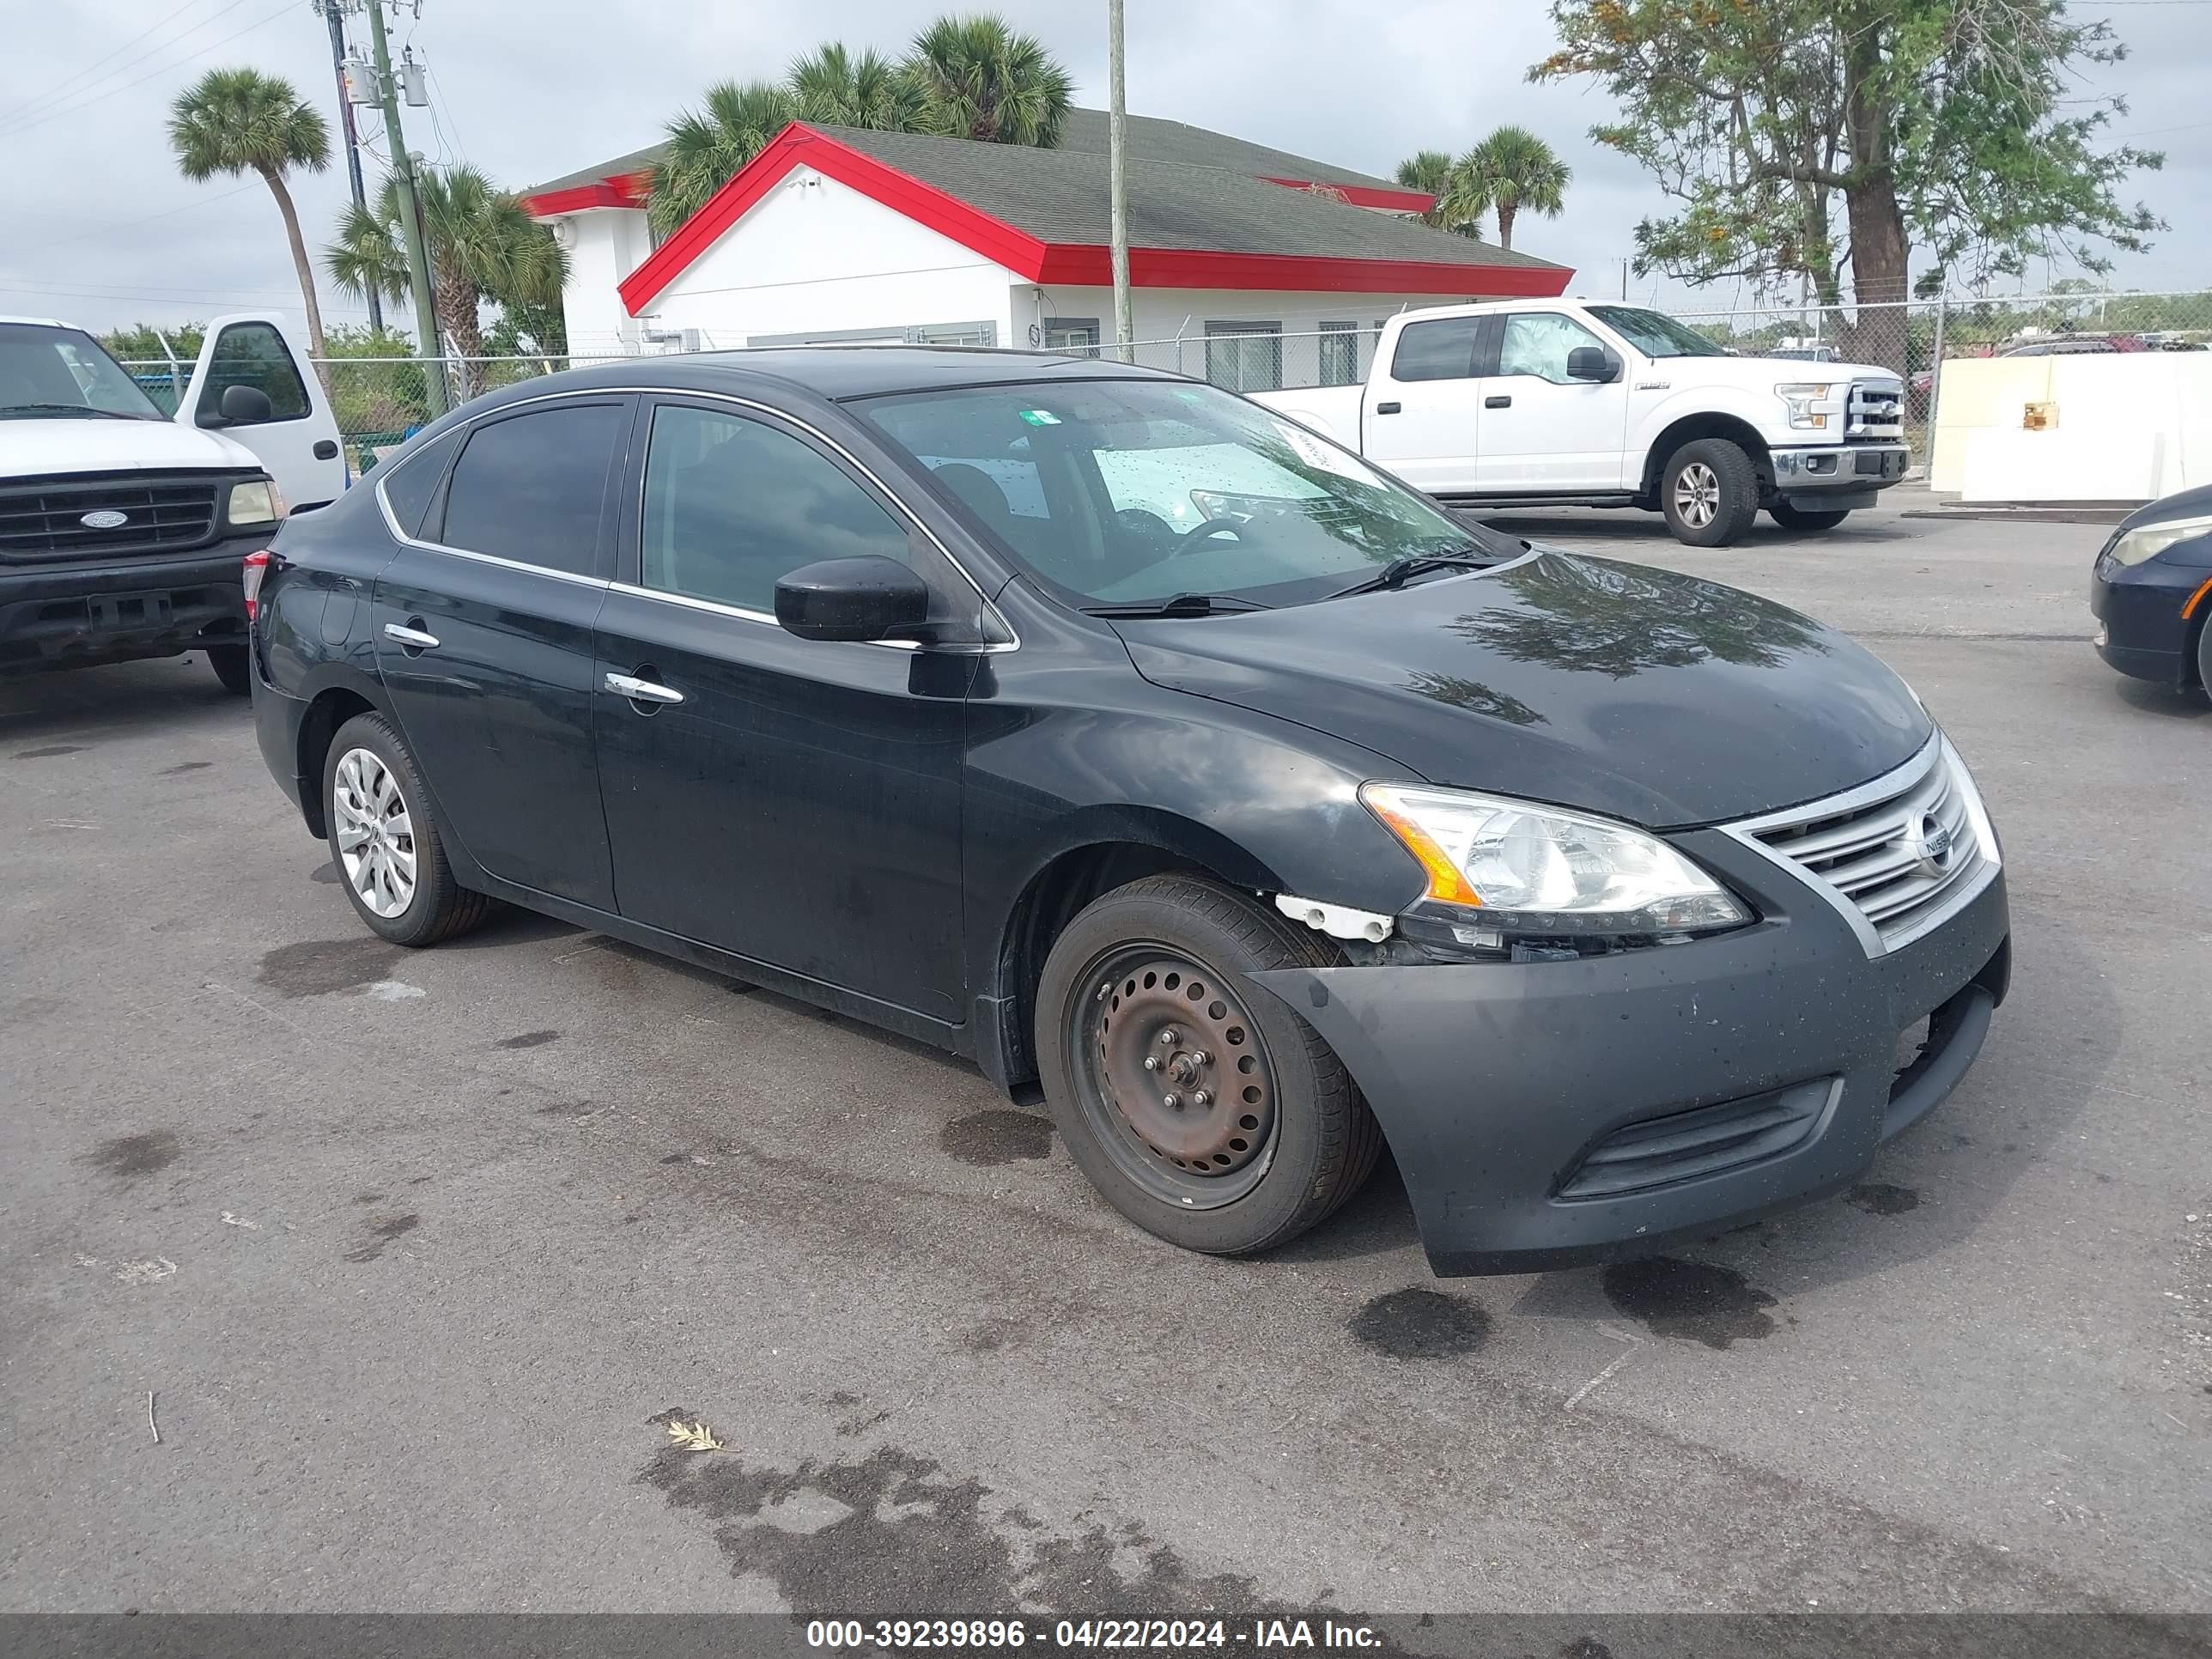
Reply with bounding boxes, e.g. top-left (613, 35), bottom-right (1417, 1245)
top-left (2090, 483), bottom-right (2212, 693)
top-left (246, 349), bottom-right (2009, 1275)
